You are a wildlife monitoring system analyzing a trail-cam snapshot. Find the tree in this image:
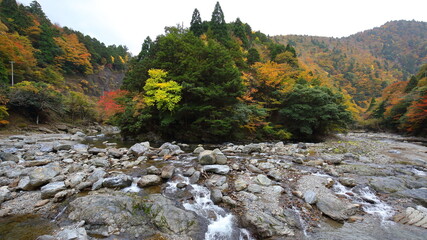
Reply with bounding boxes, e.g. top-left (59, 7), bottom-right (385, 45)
top-left (64, 91), bottom-right (95, 121)
top-left (279, 85), bottom-right (353, 139)
top-left (54, 33), bottom-right (93, 74)
top-left (97, 89), bottom-right (128, 121)
top-left (247, 48), bottom-right (260, 65)
top-left (190, 8), bottom-right (203, 36)
top-left (210, 2), bottom-right (229, 44)
top-left (404, 75), bottom-right (418, 93)
top-left (143, 69), bottom-right (182, 111)
top-left (8, 81), bottom-right (63, 124)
